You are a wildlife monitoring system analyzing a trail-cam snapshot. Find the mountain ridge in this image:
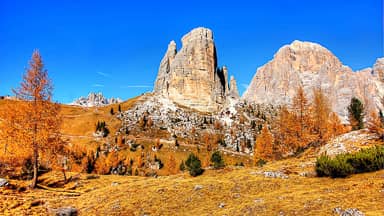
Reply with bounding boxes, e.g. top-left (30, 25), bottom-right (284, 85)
top-left (70, 92), bottom-right (122, 107)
